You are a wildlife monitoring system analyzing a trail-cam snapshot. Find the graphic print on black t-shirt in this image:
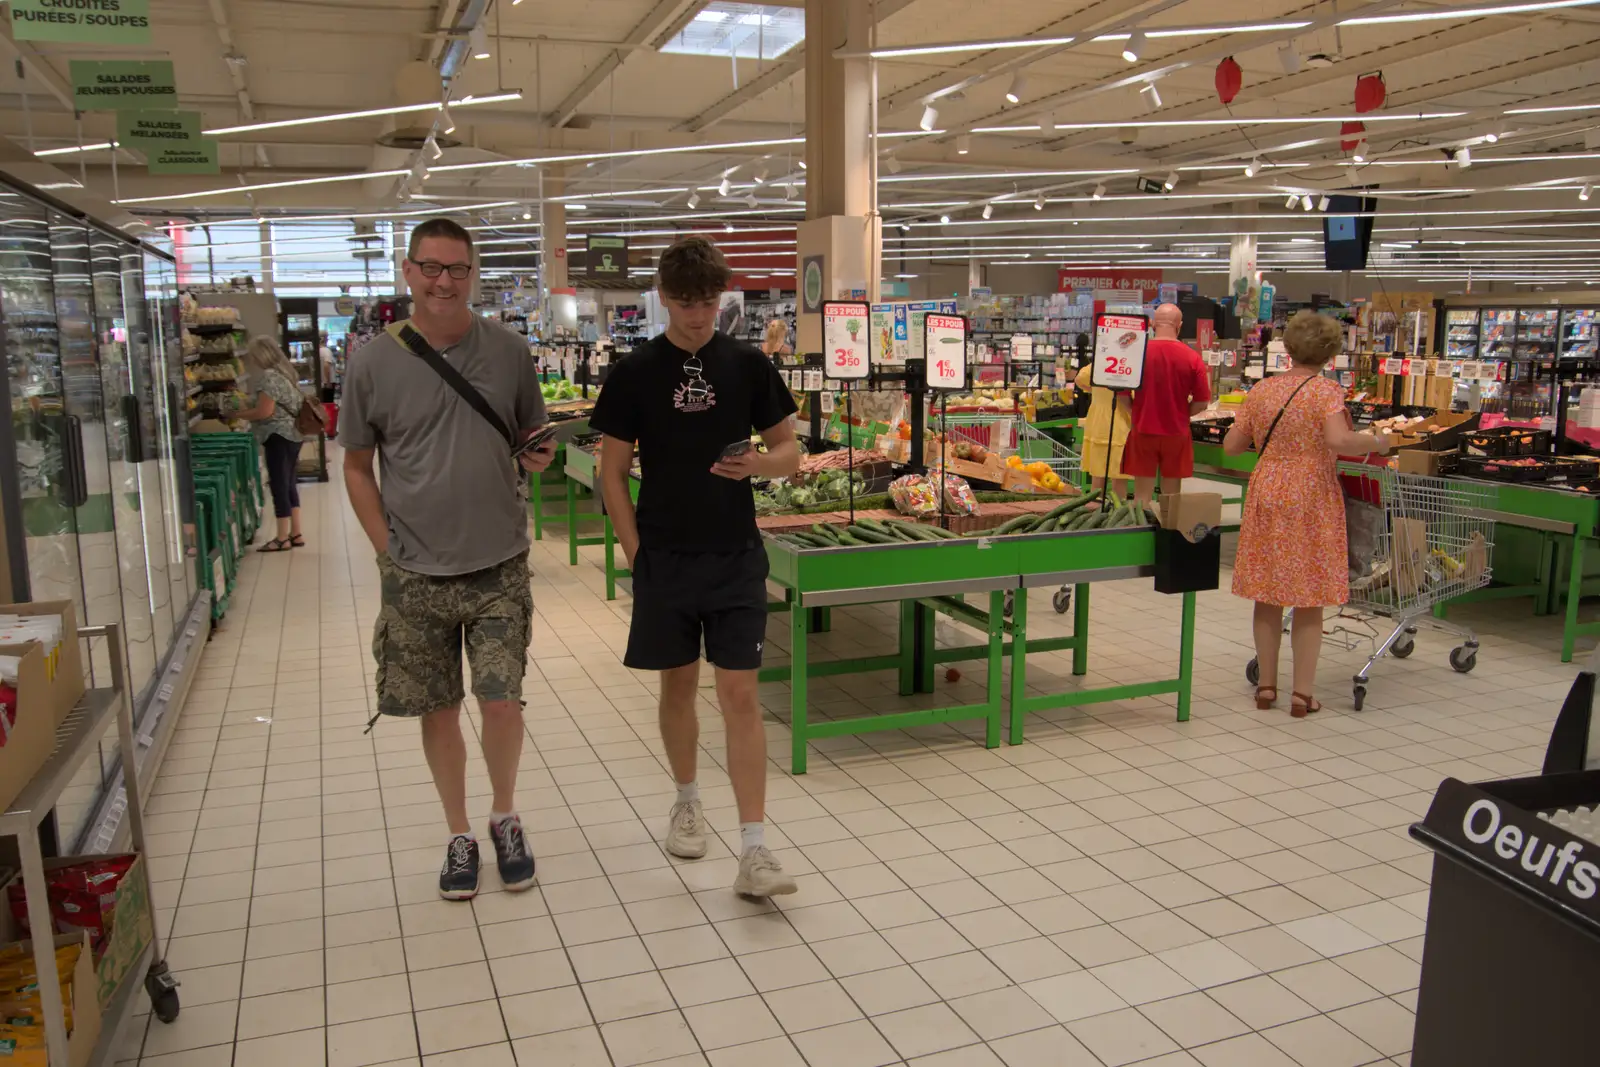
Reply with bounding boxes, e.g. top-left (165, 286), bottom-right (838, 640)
top-left (589, 331), bottom-right (796, 554)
